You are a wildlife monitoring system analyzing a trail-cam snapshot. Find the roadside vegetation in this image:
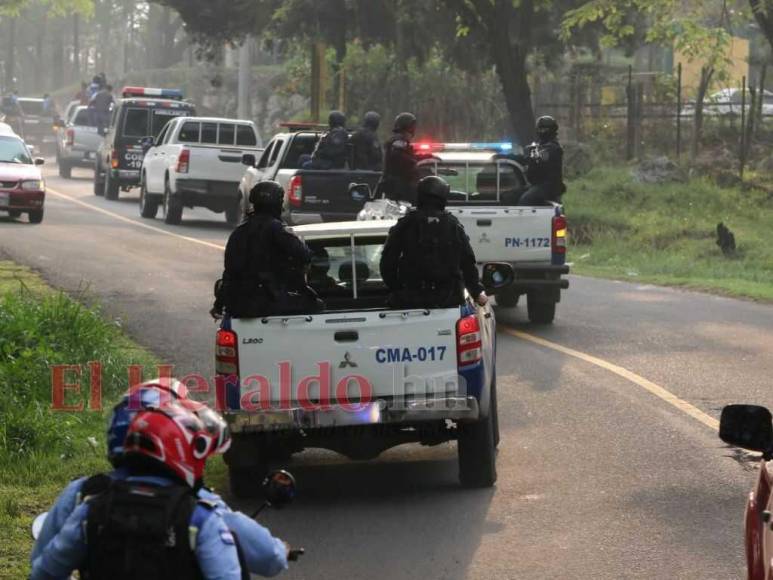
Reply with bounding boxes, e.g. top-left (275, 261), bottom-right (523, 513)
top-left (565, 167), bottom-right (773, 301)
top-left (0, 261), bottom-right (159, 575)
